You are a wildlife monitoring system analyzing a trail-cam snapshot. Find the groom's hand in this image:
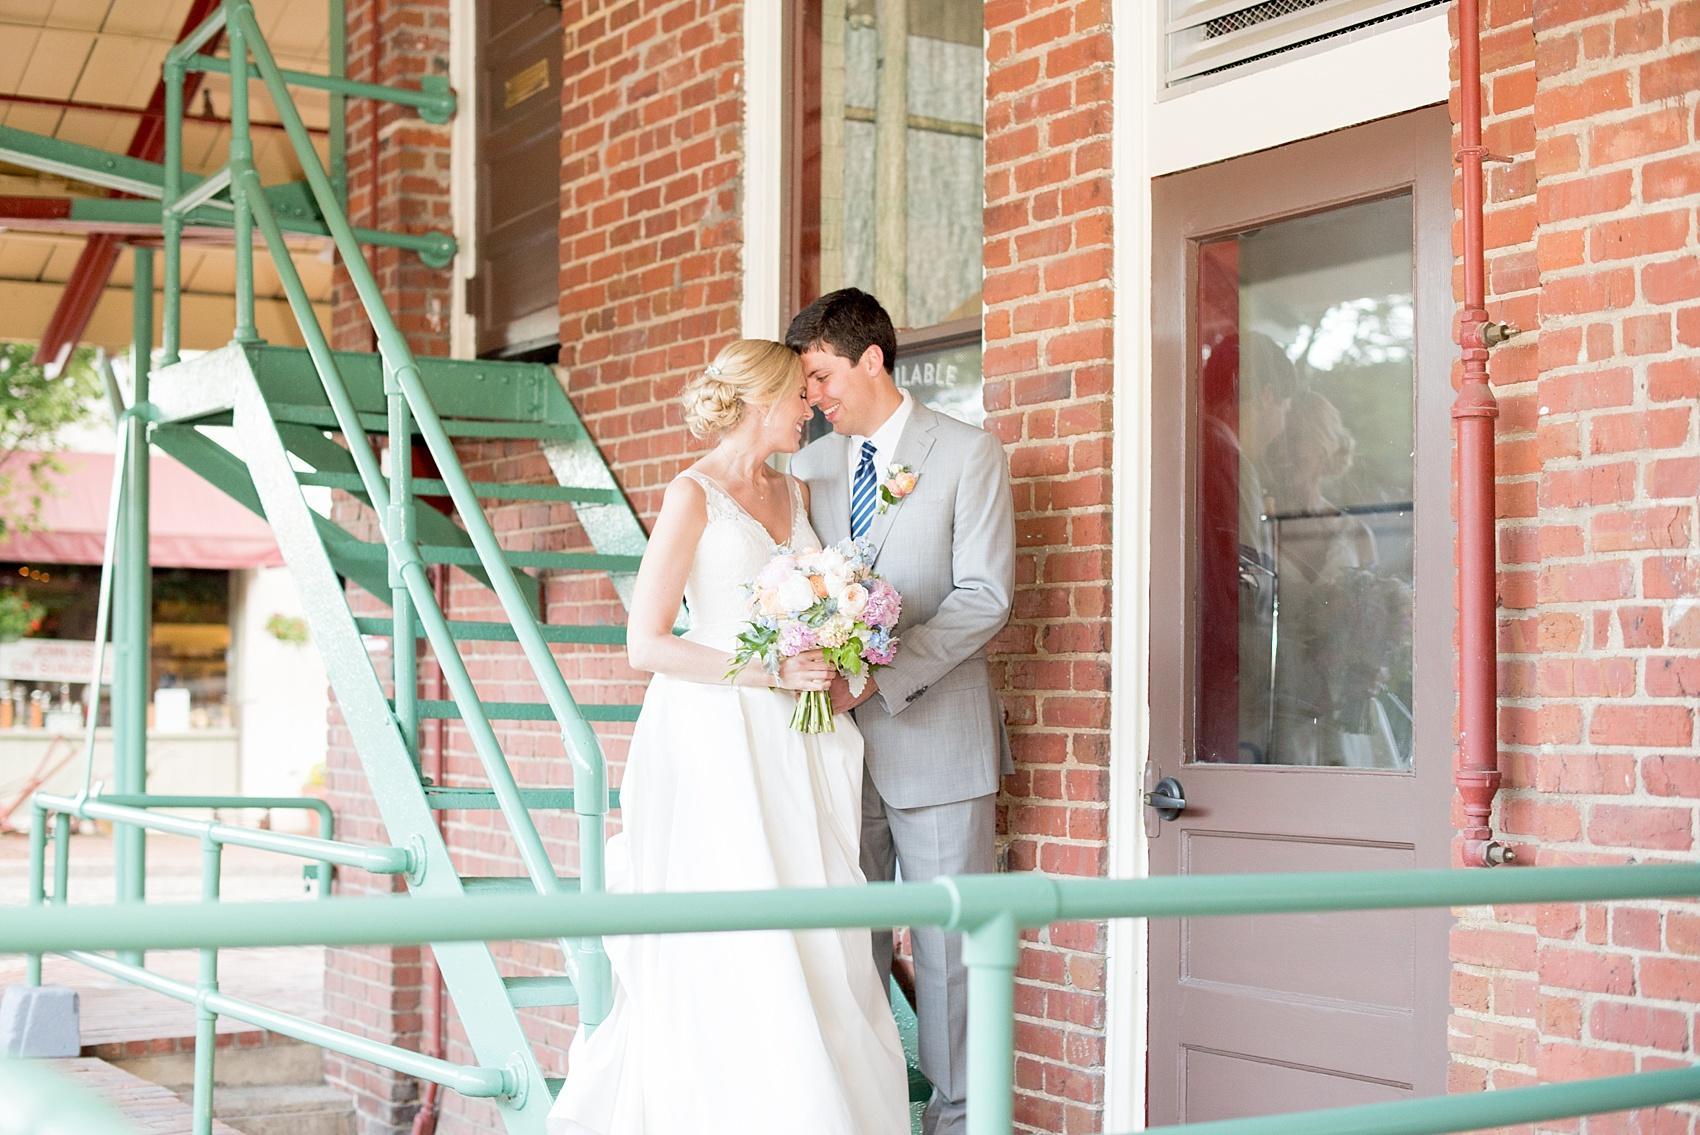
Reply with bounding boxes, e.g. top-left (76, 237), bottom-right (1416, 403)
top-left (830, 673), bottom-right (878, 712)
